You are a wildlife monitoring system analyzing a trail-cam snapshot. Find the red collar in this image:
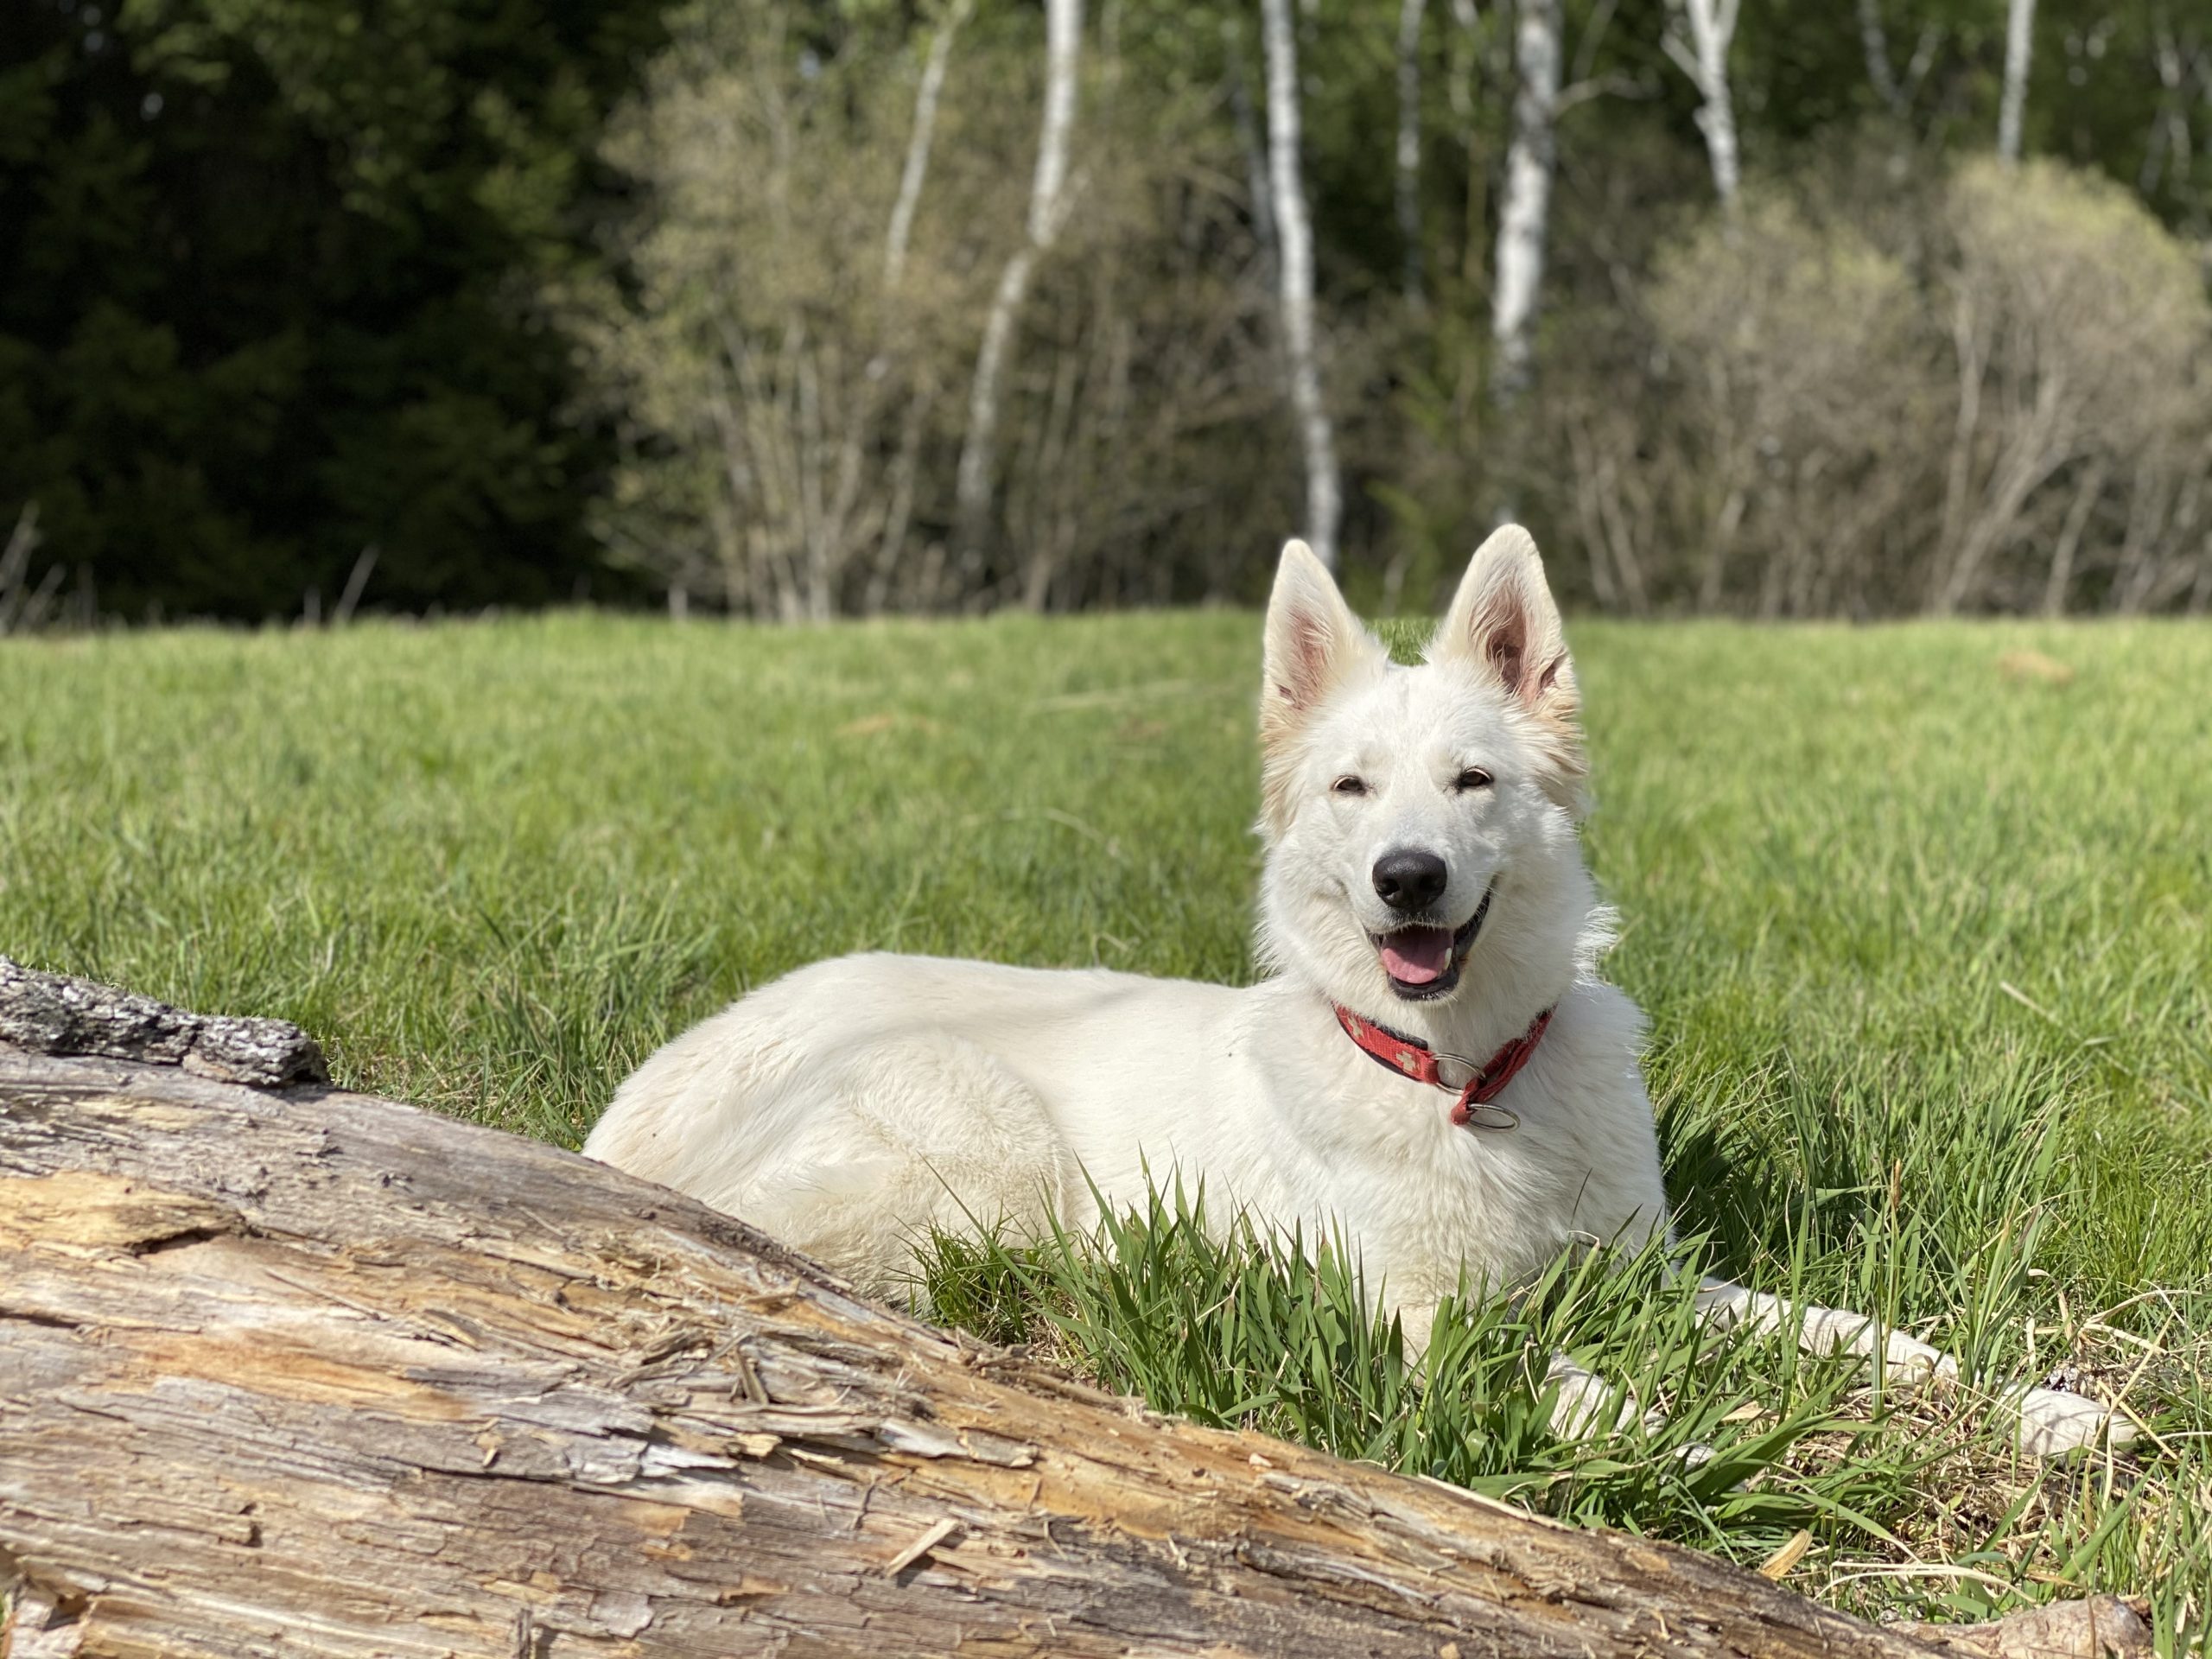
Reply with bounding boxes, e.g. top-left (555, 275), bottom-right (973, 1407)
top-left (1331, 1003), bottom-right (1554, 1130)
